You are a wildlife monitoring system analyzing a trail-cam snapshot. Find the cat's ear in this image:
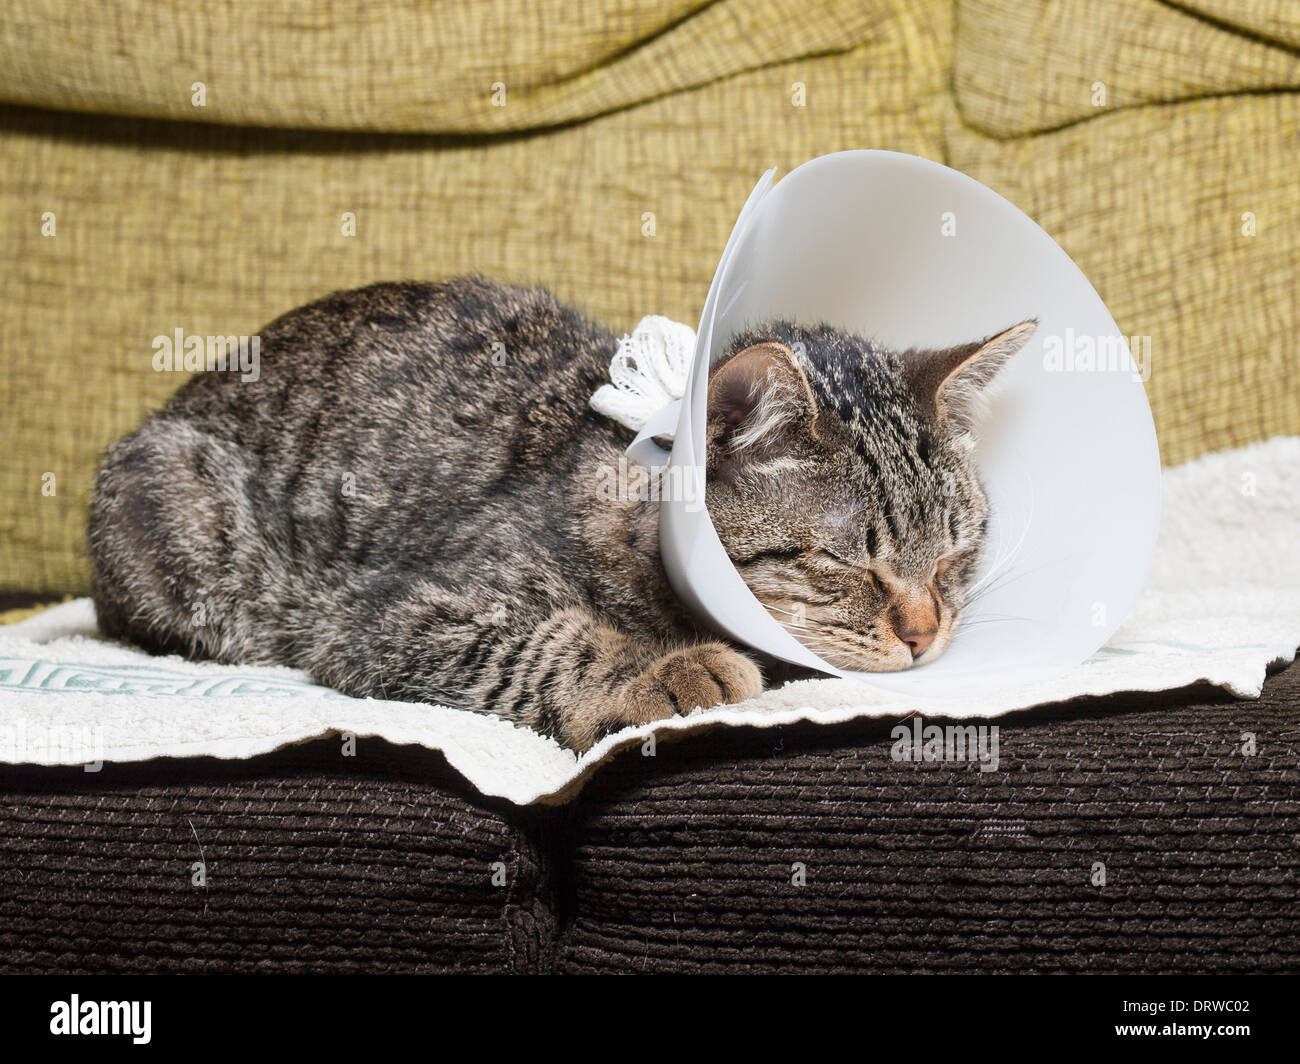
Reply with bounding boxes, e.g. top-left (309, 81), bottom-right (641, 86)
top-left (904, 320), bottom-right (1036, 433)
top-left (707, 341), bottom-right (819, 459)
